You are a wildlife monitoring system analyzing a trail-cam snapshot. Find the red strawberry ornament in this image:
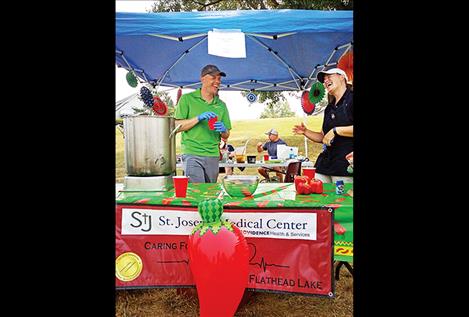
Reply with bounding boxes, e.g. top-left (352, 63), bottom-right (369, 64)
top-left (188, 199), bottom-right (249, 317)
